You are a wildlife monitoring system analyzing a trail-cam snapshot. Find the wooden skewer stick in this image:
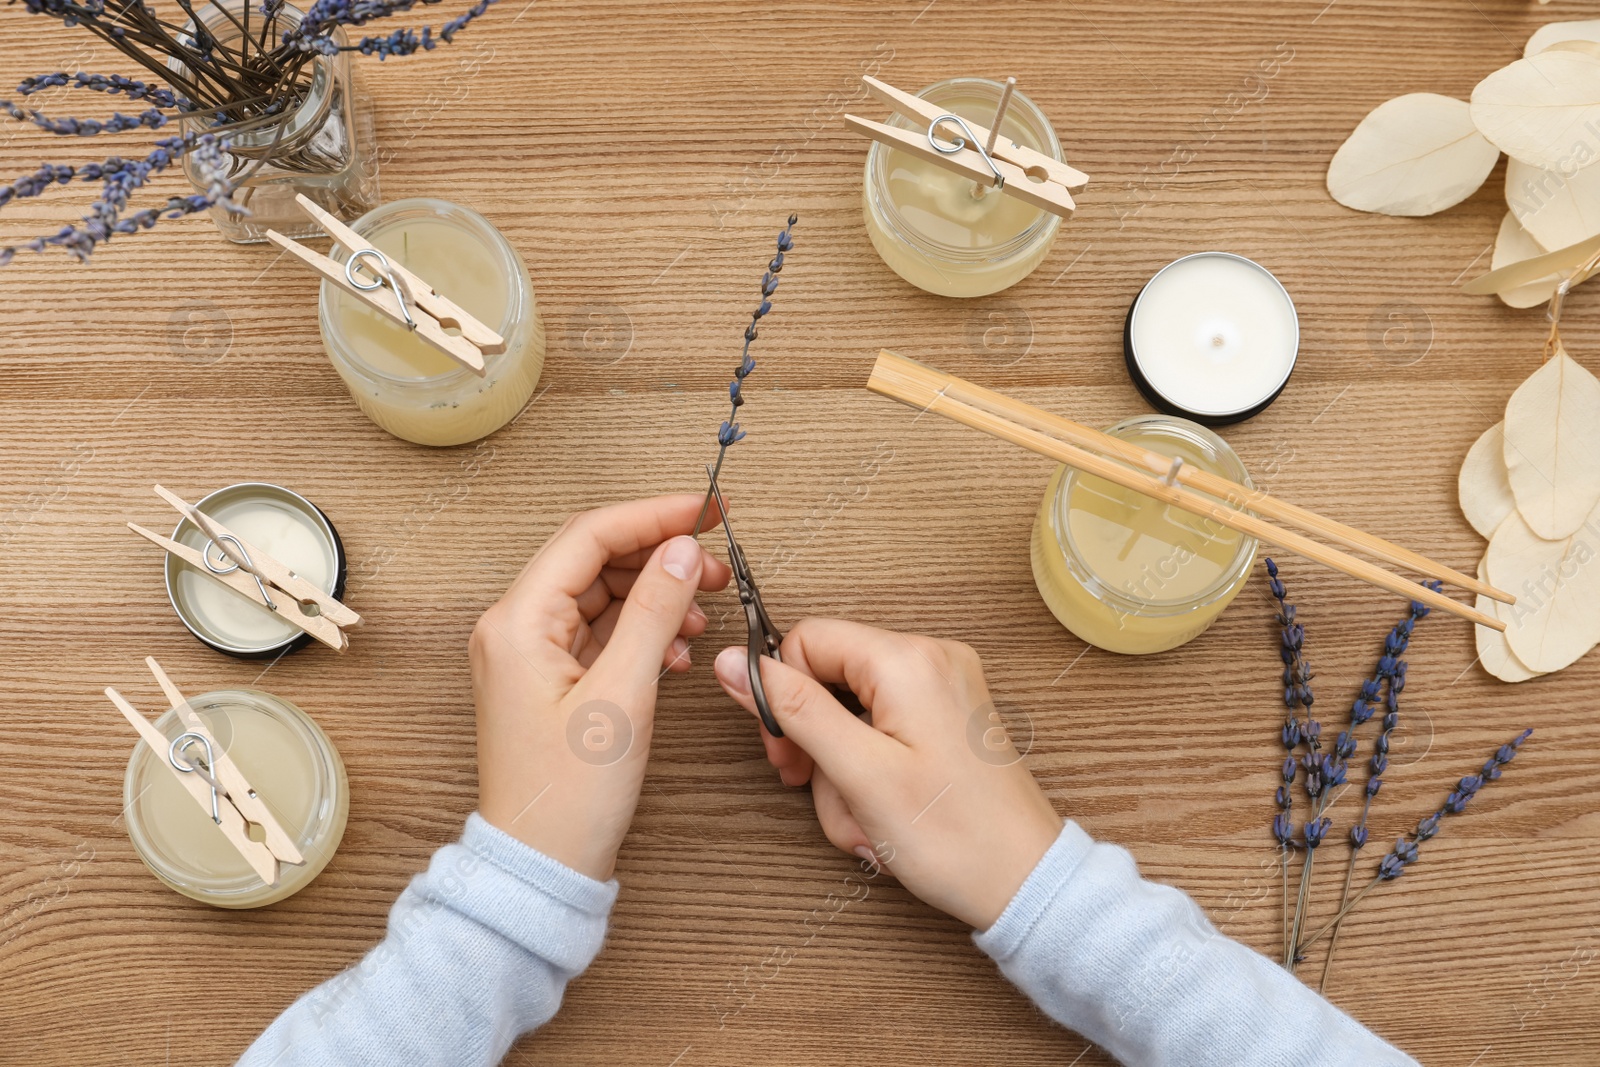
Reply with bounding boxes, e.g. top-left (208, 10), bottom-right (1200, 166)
top-left (984, 76), bottom-right (1017, 156)
top-left (866, 351), bottom-right (1507, 630)
top-left (972, 76), bottom-right (1018, 202)
top-left (882, 352), bottom-right (1508, 605)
